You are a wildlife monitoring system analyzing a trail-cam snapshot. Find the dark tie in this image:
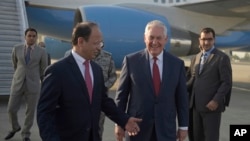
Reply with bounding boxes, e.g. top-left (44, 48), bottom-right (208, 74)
top-left (84, 60), bottom-right (93, 102)
top-left (153, 57), bottom-right (160, 96)
top-left (199, 53), bottom-right (207, 74)
top-left (25, 47), bottom-right (31, 64)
